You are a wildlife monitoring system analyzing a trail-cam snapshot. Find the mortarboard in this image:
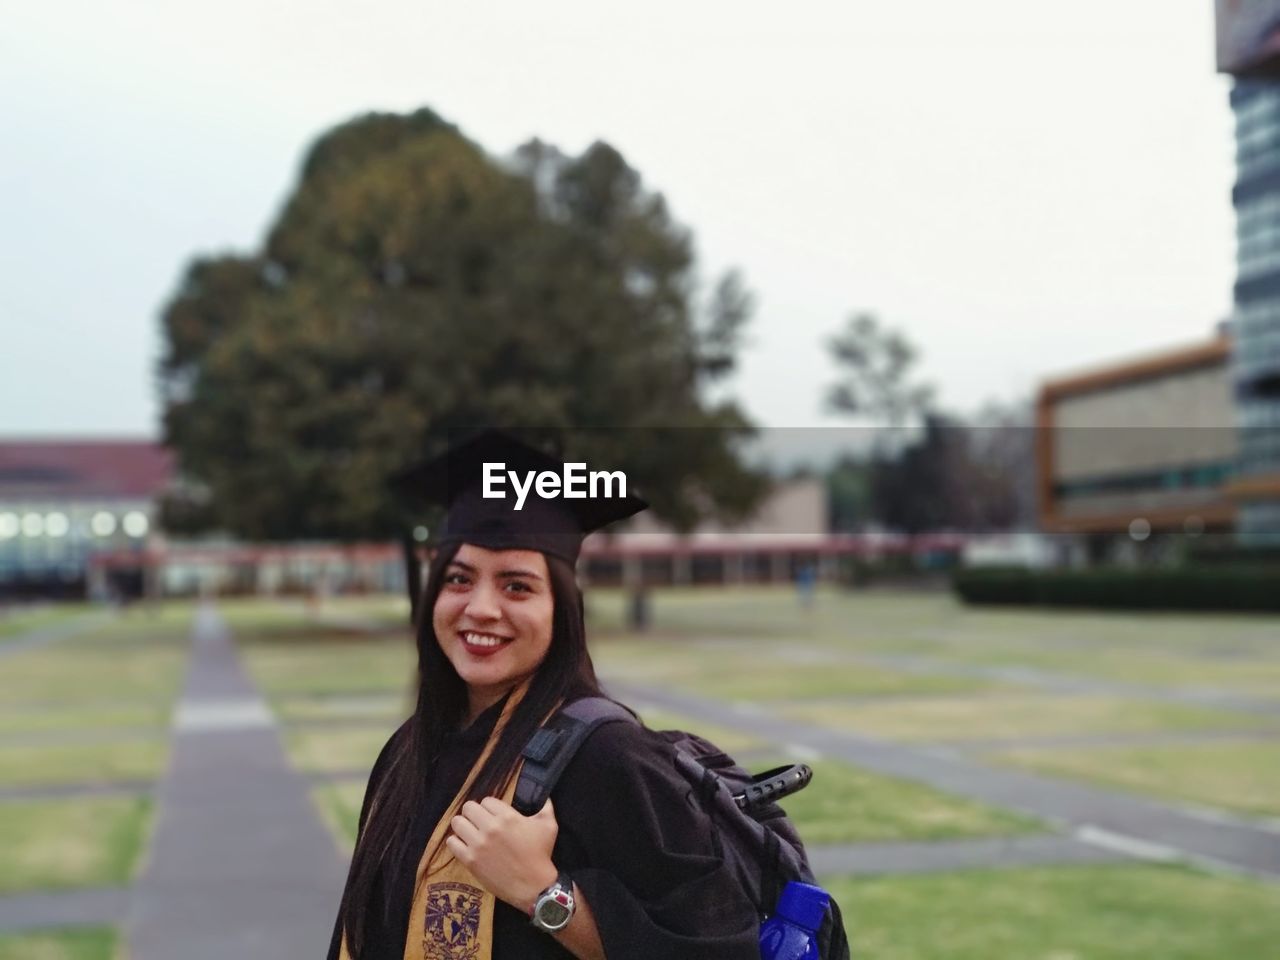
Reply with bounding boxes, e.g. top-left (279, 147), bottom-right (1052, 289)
top-left (390, 430), bottom-right (648, 566)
